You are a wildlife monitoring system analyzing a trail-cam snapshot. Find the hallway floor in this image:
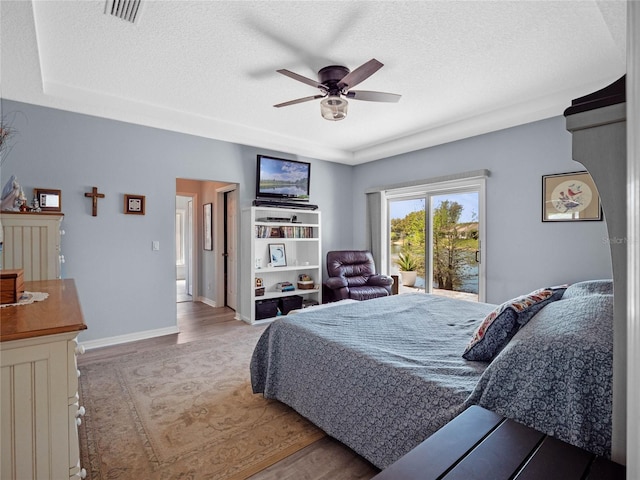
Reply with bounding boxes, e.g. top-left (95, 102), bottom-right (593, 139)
top-left (176, 279), bottom-right (192, 303)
